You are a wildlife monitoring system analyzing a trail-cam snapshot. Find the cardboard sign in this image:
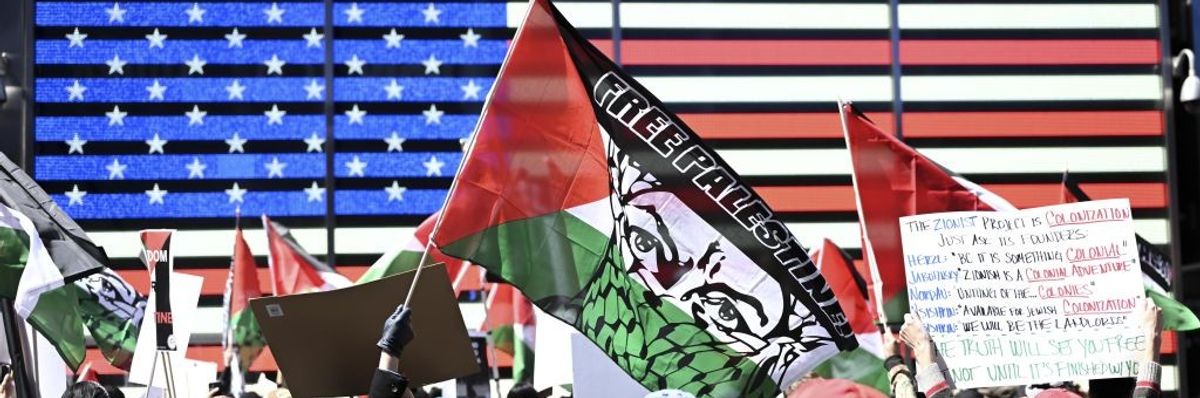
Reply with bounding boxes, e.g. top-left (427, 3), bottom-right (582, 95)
top-left (899, 199), bottom-right (1146, 388)
top-left (251, 263), bottom-right (478, 398)
top-left (129, 272), bottom-right (204, 388)
top-left (140, 229), bottom-right (176, 350)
